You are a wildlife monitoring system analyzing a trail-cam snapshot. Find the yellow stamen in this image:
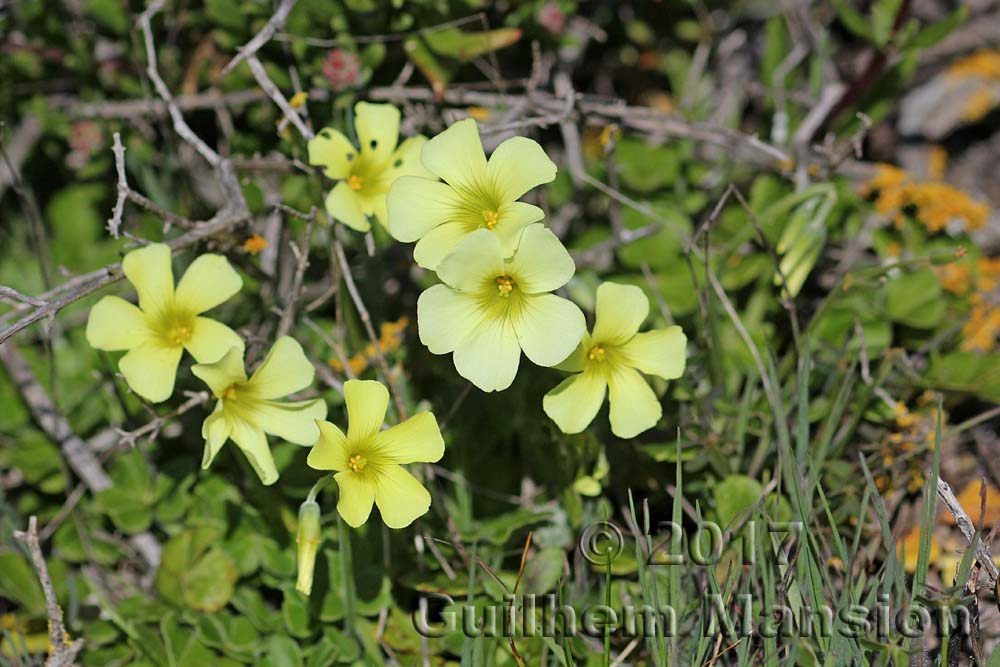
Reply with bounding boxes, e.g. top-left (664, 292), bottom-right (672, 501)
top-left (588, 344), bottom-right (606, 362)
top-left (482, 210), bottom-right (499, 230)
top-left (169, 325), bottom-right (192, 346)
top-left (495, 275), bottom-right (515, 296)
top-left (347, 174), bottom-right (363, 191)
top-left (222, 385), bottom-right (238, 401)
top-left (348, 453), bottom-right (367, 472)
